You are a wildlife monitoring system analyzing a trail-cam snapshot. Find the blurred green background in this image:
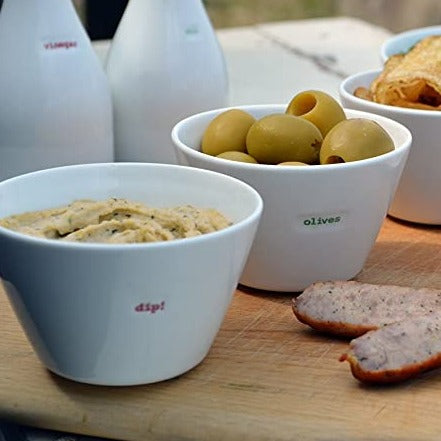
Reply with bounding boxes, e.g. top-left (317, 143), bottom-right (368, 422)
top-left (202, 0), bottom-right (441, 32)
top-left (73, 0), bottom-right (441, 39)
